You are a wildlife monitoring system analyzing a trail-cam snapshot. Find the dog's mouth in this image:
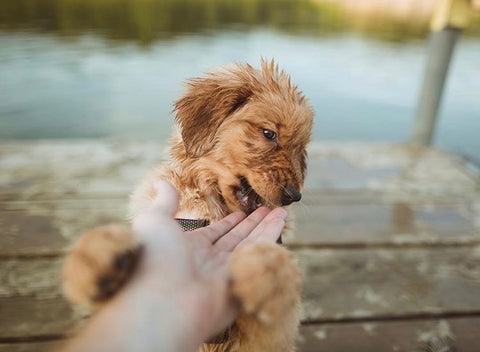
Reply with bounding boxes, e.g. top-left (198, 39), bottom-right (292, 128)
top-left (235, 176), bottom-right (264, 214)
